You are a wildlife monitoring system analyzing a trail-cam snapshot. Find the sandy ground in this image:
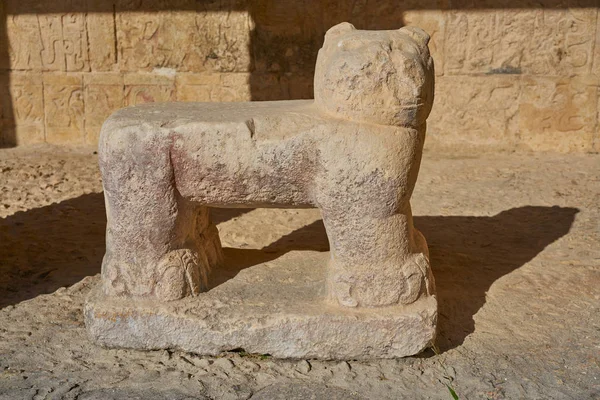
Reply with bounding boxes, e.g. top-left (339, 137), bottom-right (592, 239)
top-left (0, 144), bottom-right (598, 399)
